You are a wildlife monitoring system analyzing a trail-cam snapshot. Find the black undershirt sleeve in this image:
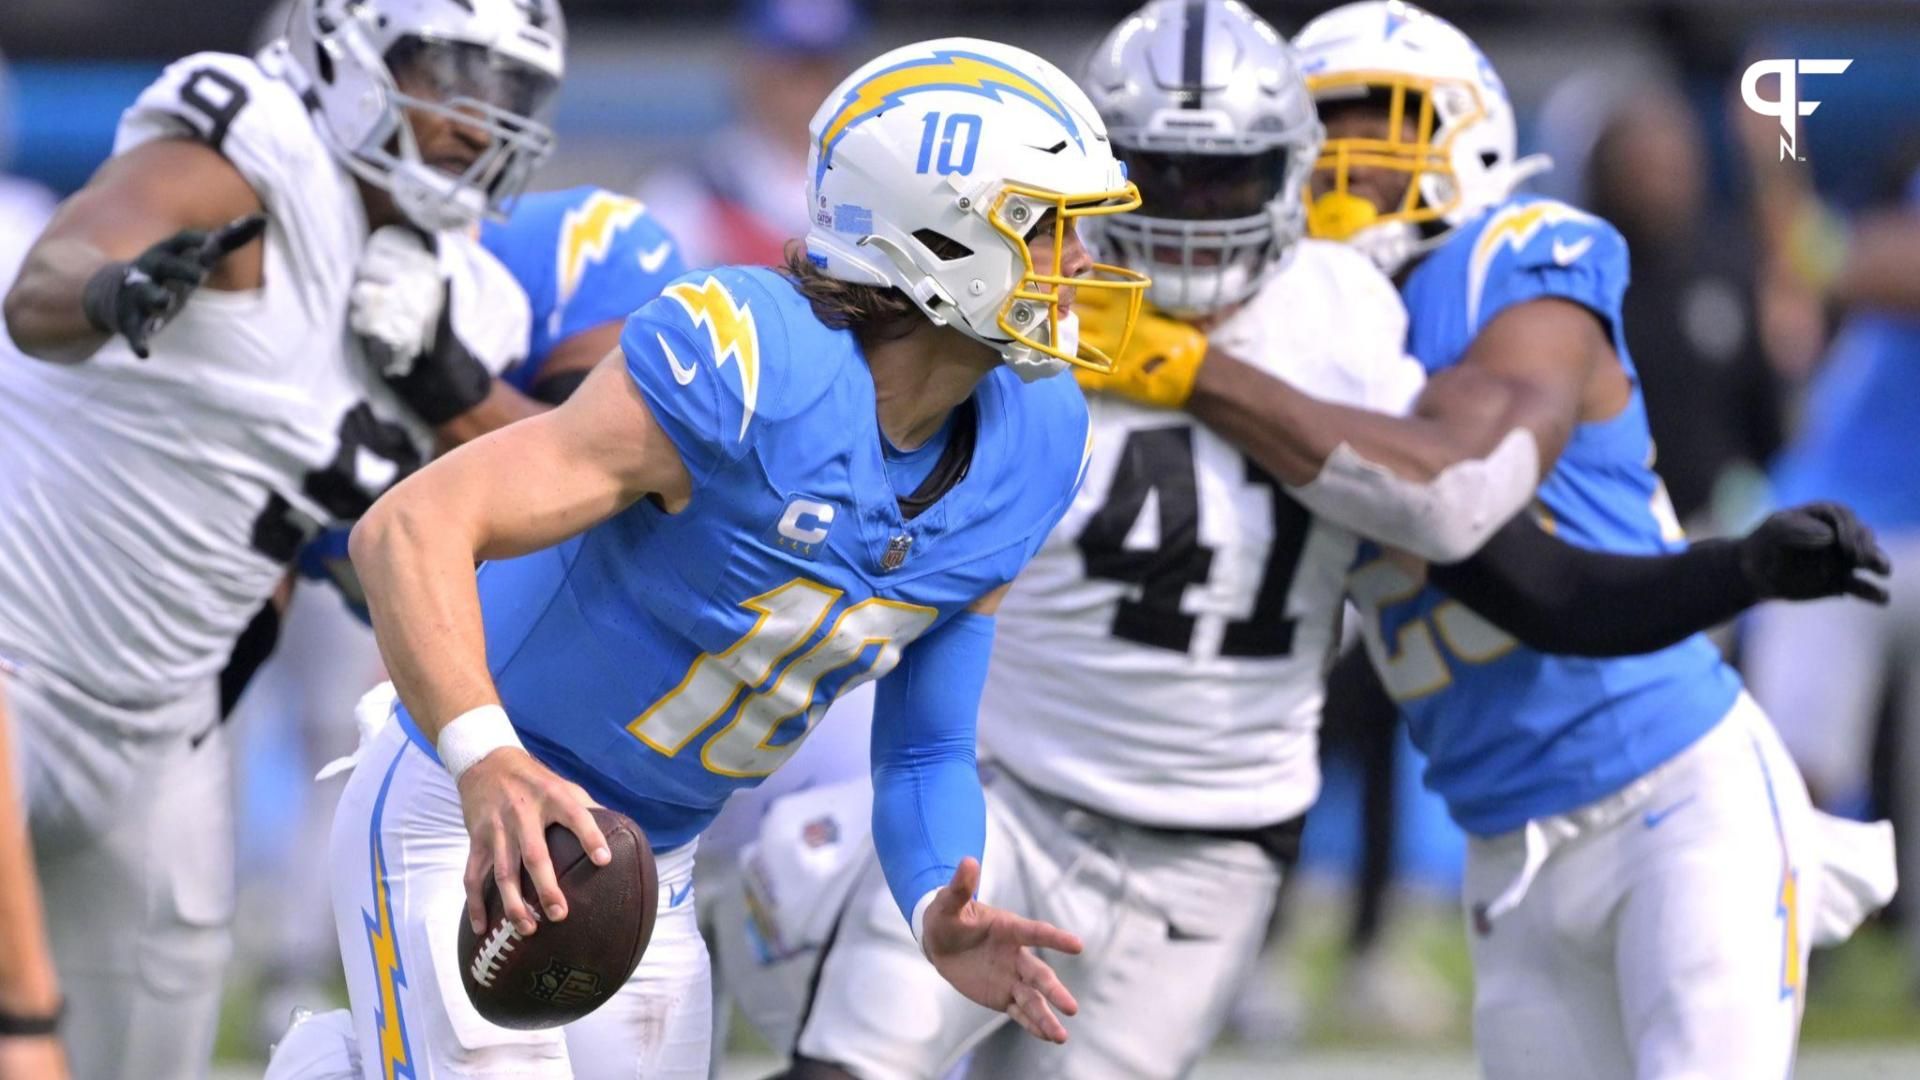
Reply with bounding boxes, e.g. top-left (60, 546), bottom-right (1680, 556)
top-left (1427, 513), bottom-right (1761, 658)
